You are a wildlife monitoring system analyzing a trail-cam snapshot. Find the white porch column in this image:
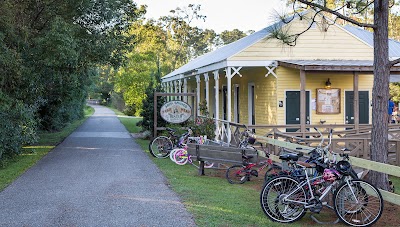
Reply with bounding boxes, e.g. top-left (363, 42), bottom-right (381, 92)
top-left (226, 67), bottom-right (232, 144)
top-left (213, 70), bottom-right (220, 140)
top-left (183, 78), bottom-right (188, 102)
top-left (196, 75), bottom-right (201, 114)
top-left (226, 67), bottom-right (232, 123)
top-left (204, 73), bottom-right (210, 112)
